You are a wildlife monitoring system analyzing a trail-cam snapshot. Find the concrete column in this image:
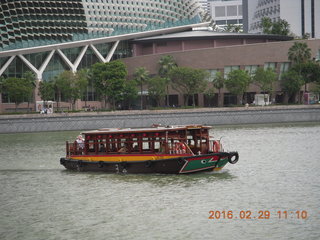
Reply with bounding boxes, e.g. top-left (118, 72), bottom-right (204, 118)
top-left (132, 44), bottom-right (137, 57)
